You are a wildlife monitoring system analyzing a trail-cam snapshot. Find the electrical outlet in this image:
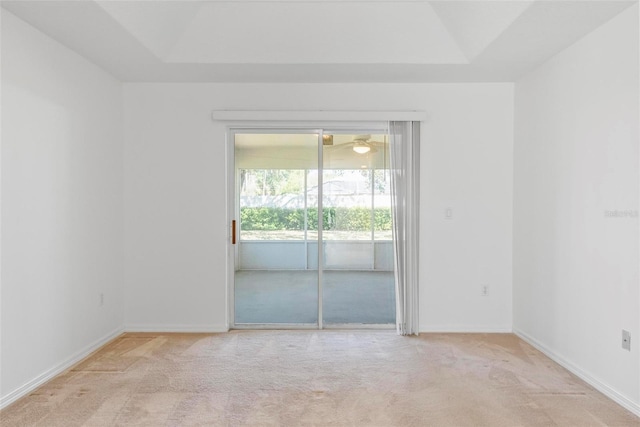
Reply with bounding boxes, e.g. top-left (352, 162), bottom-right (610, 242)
top-left (480, 285), bottom-right (489, 296)
top-left (445, 208), bottom-right (453, 219)
top-left (622, 330), bottom-right (631, 351)
top-left (100, 293), bottom-right (104, 307)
